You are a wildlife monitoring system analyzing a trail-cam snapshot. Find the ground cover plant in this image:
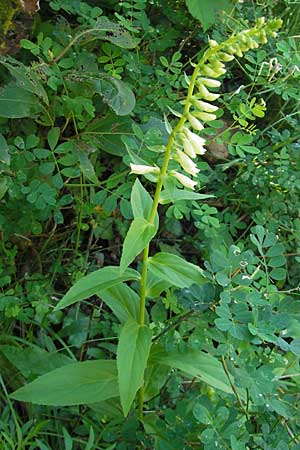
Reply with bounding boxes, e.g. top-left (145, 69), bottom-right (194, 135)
top-left (0, 1), bottom-right (300, 449)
